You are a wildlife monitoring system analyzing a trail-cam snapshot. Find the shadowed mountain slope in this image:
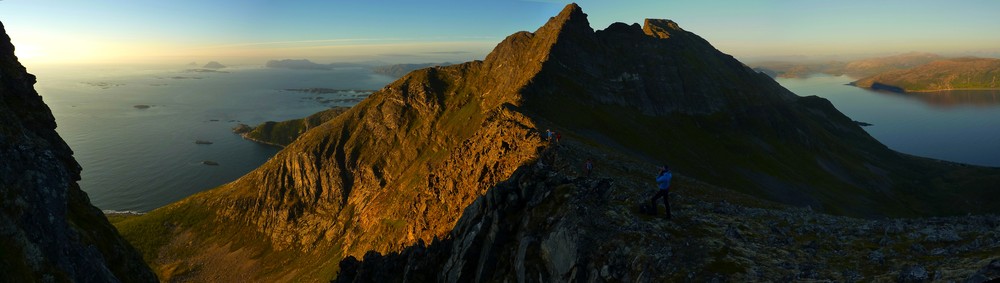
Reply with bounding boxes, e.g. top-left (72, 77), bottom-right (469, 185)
top-left (116, 4), bottom-right (1000, 281)
top-left (0, 21), bottom-right (157, 282)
